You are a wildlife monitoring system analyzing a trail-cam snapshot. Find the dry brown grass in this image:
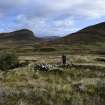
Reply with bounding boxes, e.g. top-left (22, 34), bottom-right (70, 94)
top-left (0, 54), bottom-right (105, 105)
